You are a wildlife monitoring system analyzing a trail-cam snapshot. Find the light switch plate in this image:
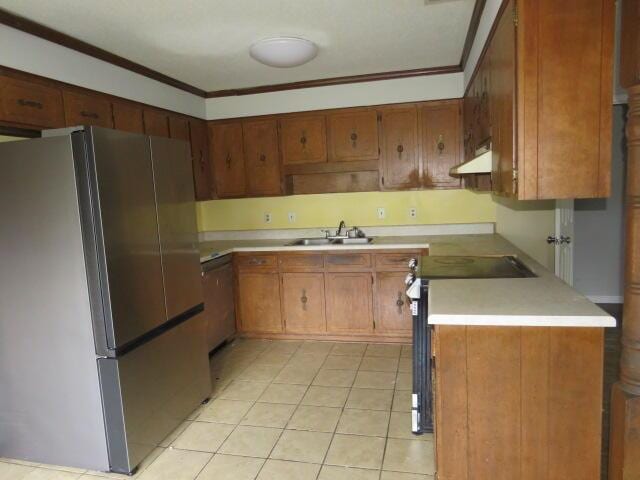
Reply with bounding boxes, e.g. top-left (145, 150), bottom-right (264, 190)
top-left (287, 212), bottom-right (296, 223)
top-left (377, 207), bottom-right (386, 219)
